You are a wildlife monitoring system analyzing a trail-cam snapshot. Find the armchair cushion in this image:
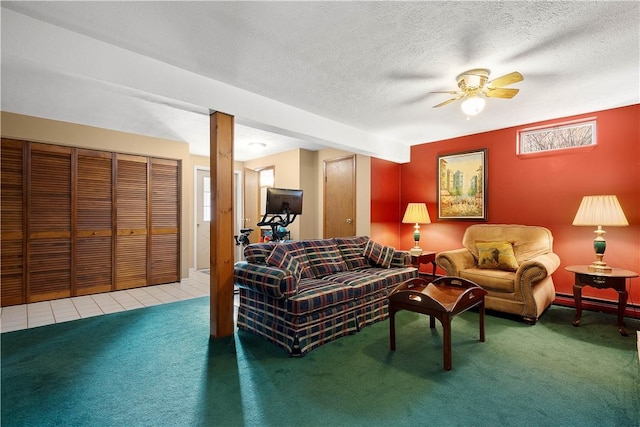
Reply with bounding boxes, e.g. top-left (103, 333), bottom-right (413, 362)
top-left (463, 224), bottom-right (554, 264)
top-left (476, 241), bottom-right (519, 271)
